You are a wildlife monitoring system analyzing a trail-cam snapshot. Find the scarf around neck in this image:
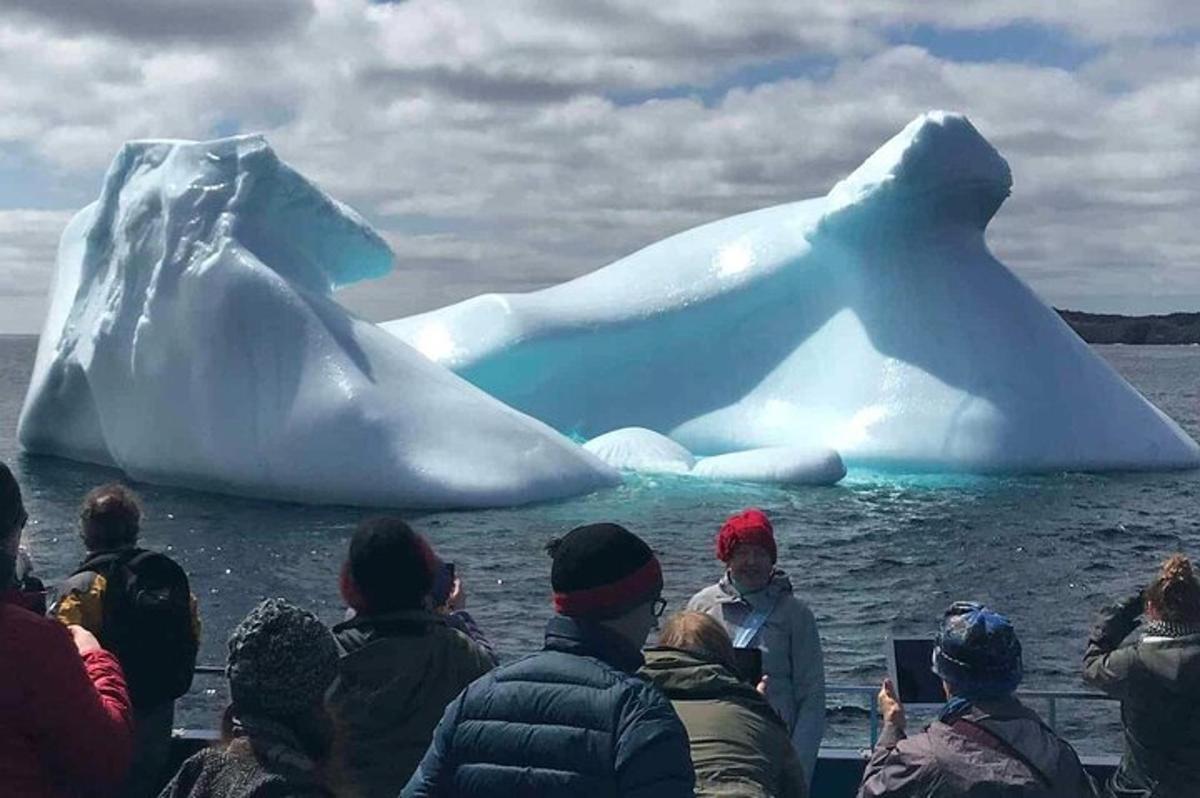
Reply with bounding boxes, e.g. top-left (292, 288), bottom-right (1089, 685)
top-left (1143, 618), bottom-right (1200, 638)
